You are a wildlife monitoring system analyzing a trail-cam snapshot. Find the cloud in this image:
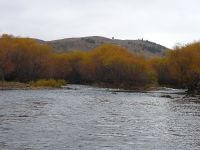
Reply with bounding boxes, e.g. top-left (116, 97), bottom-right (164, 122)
top-left (0, 0), bottom-right (200, 47)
